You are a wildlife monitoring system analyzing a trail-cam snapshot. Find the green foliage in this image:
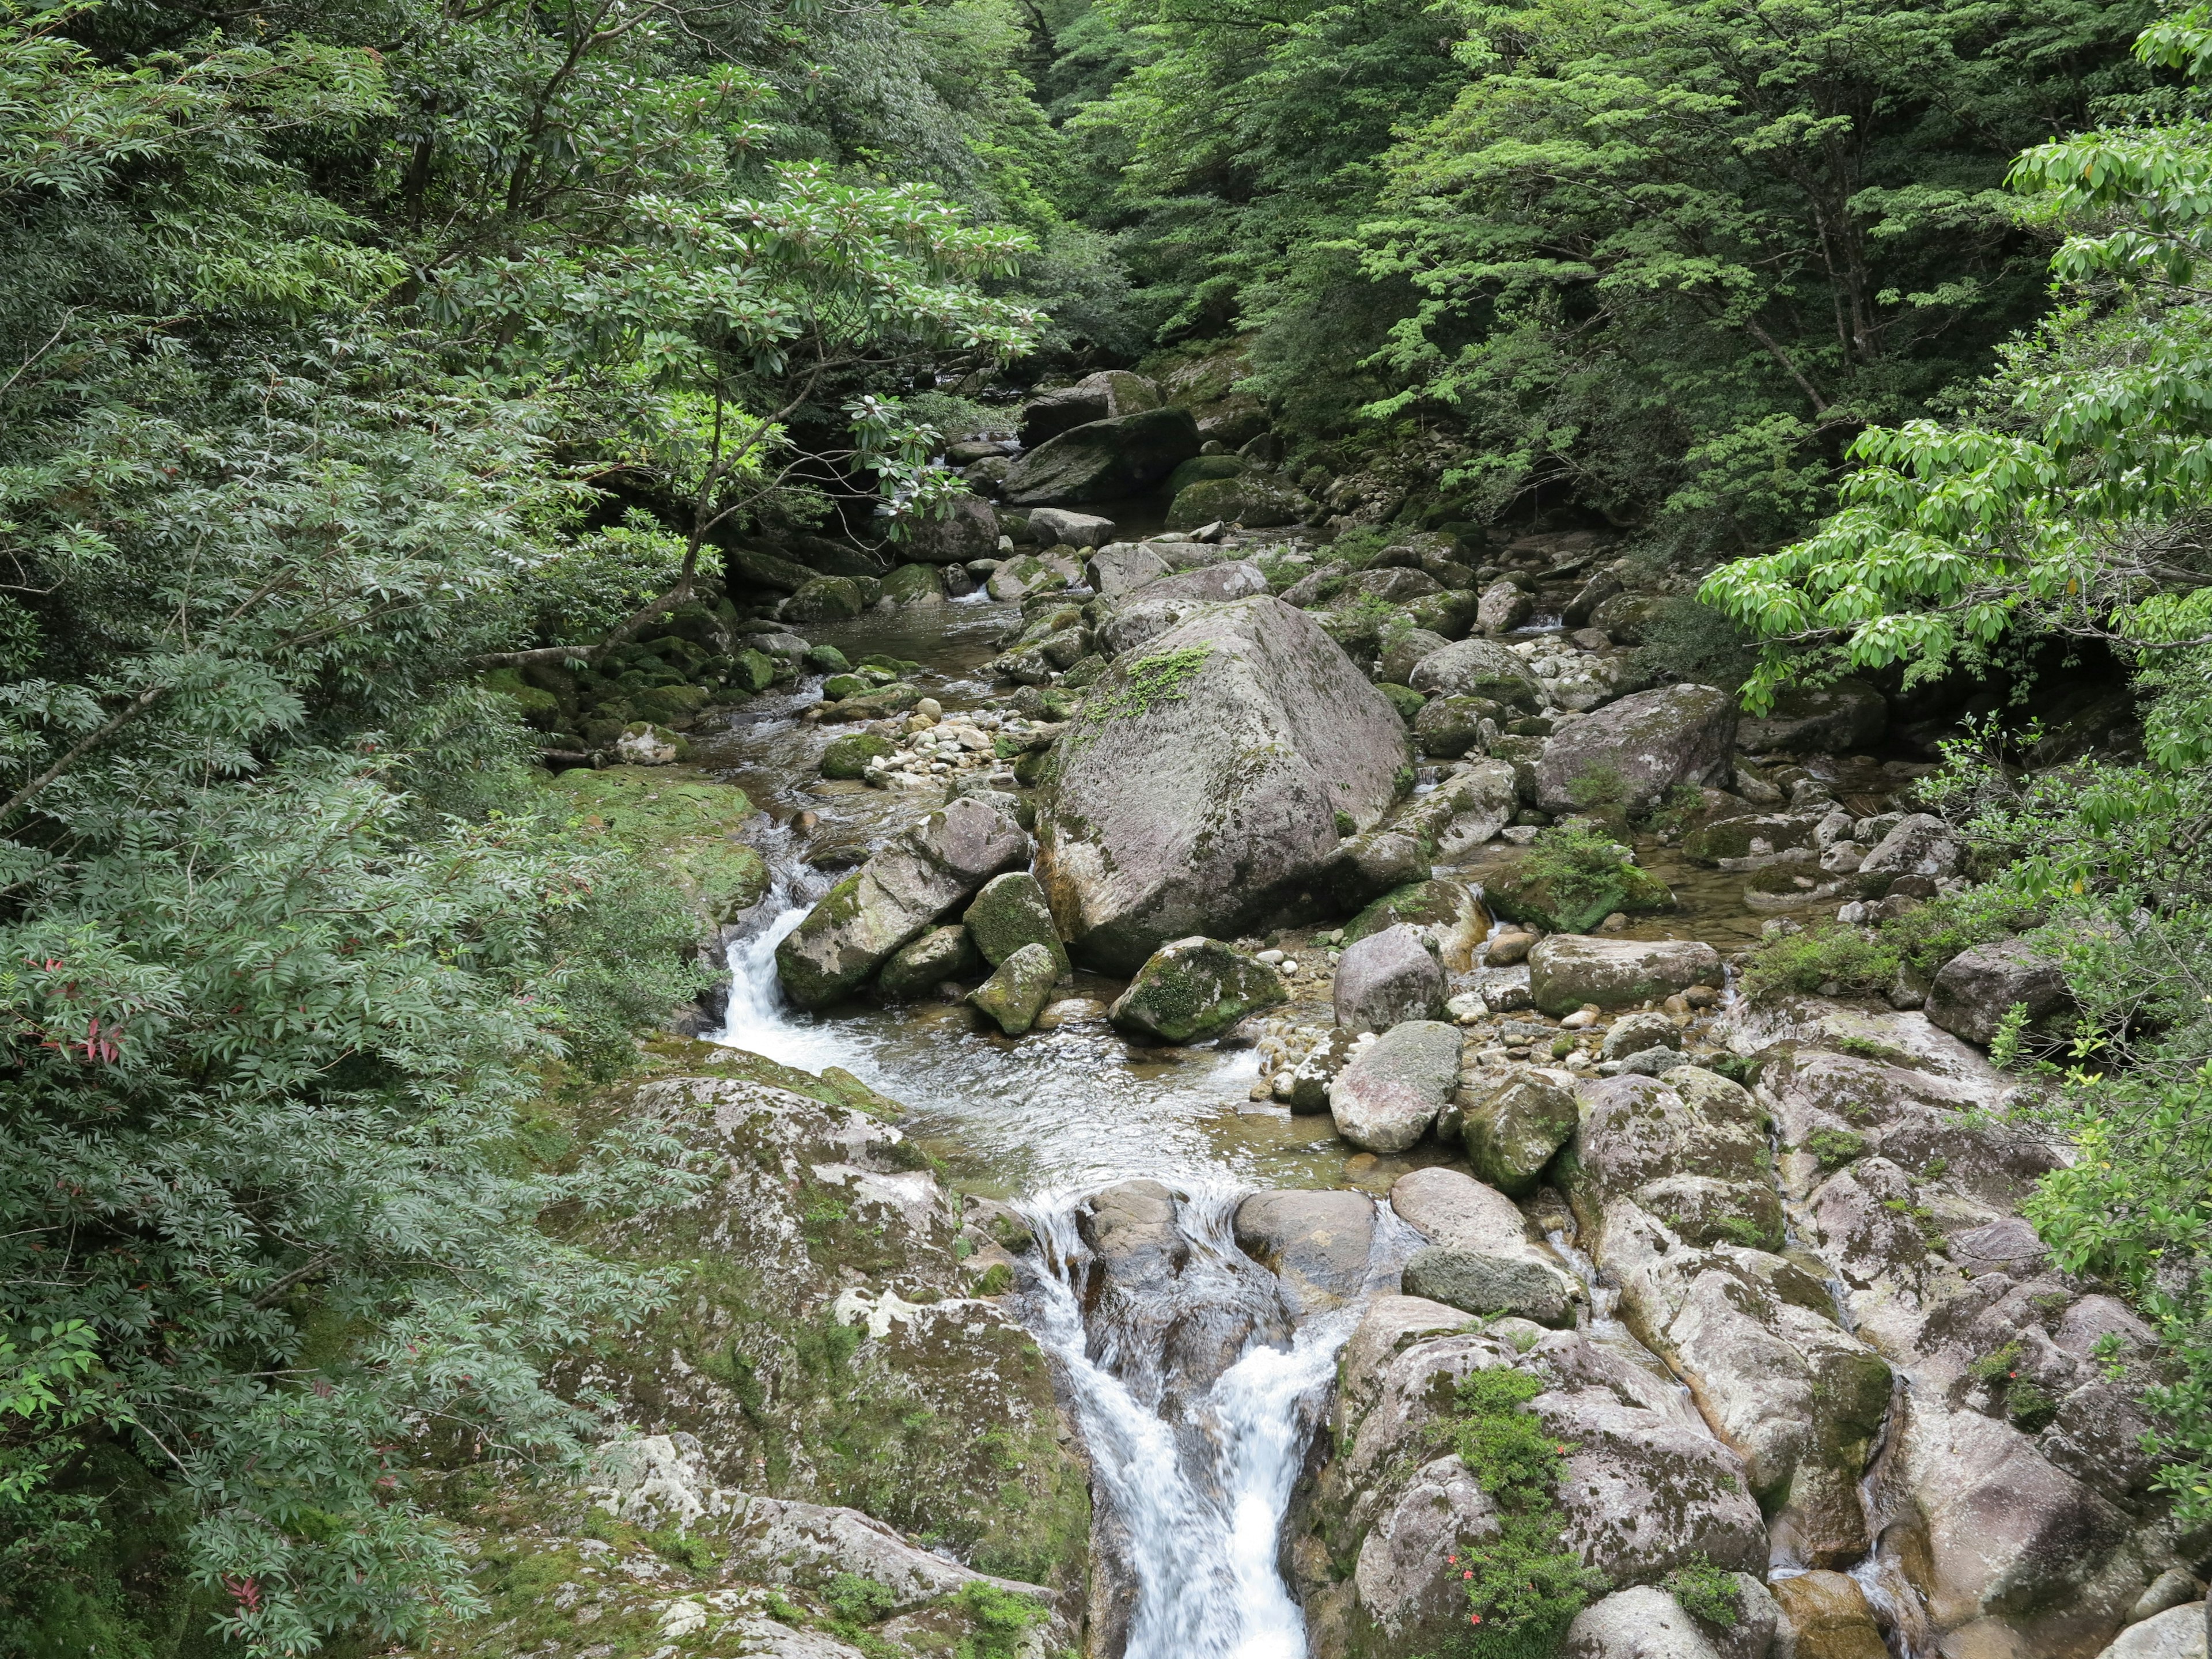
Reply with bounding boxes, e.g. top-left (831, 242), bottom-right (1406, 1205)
top-left (1738, 923), bottom-right (1900, 1004)
top-left (825, 1572), bottom-right (897, 1627)
top-left (1492, 823), bottom-right (1672, 934)
top-left (1805, 1128), bottom-right (1870, 1170)
top-left (1661, 1555), bottom-right (1740, 1628)
top-left (950, 1580), bottom-right (1051, 1659)
top-left (1448, 1368), bottom-right (1605, 1653)
top-left (1084, 645), bottom-right (1214, 723)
